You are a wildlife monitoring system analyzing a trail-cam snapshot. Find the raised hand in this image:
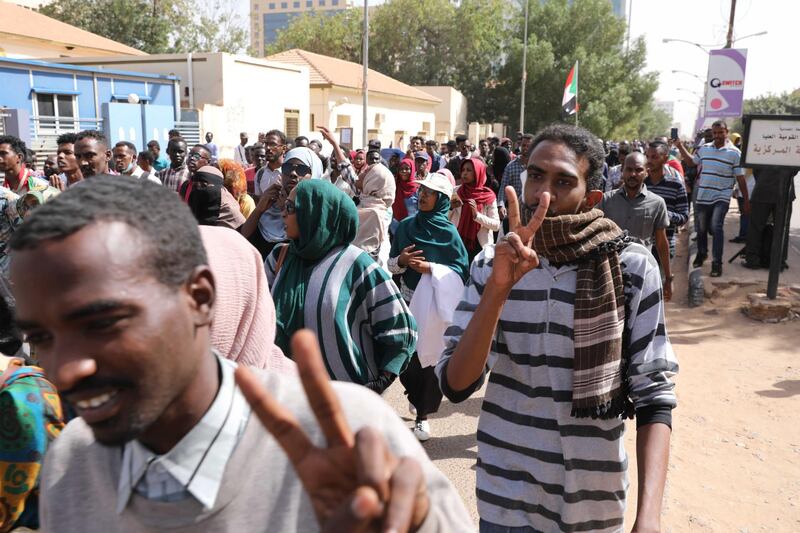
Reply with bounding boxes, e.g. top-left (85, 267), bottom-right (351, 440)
top-left (317, 126), bottom-right (336, 146)
top-left (235, 330), bottom-right (430, 532)
top-left (49, 175), bottom-right (65, 191)
top-left (490, 186), bottom-right (550, 290)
